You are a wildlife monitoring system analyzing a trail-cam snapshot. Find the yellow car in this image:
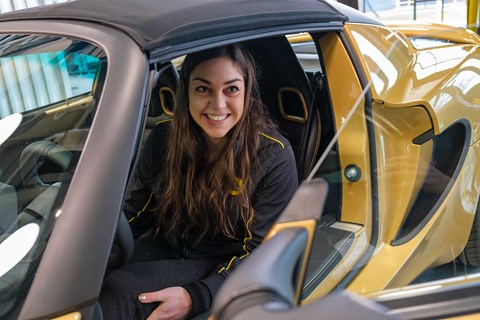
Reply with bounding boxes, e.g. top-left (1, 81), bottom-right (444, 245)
top-left (0, 0), bottom-right (479, 319)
